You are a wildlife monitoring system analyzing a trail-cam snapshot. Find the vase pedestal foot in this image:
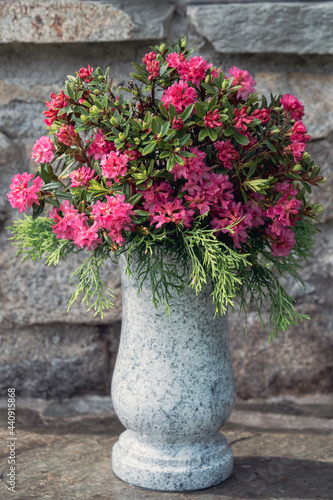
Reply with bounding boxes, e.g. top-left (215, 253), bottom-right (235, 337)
top-left (111, 429), bottom-right (233, 492)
